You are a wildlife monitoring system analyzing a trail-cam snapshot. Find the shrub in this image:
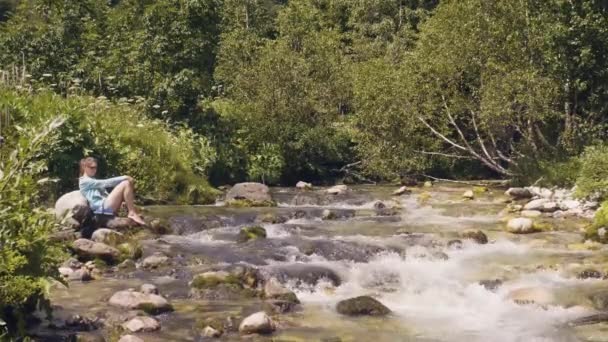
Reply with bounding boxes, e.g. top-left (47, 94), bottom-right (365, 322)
top-left (0, 88), bottom-right (218, 204)
top-left (576, 145), bottom-right (608, 199)
top-left (0, 117), bottom-right (67, 336)
top-left (585, 201), bottom-right (608, 243)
